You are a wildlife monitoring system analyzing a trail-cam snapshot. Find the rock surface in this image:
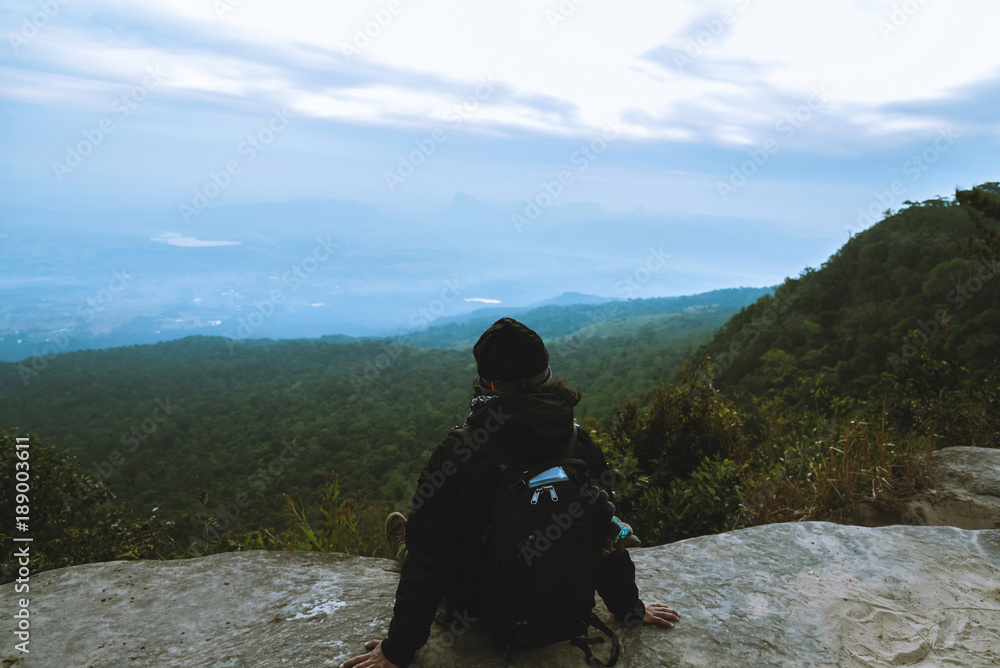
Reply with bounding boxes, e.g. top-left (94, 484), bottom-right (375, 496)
top-left (3, 522), bottom-right (999, 668)
top-left (904, 446), bottom-right (1000, 529)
